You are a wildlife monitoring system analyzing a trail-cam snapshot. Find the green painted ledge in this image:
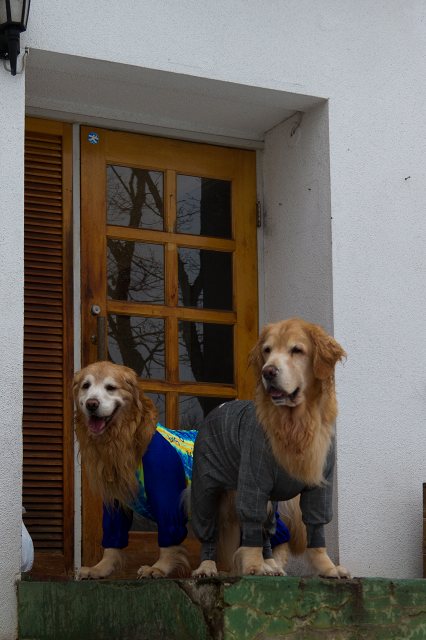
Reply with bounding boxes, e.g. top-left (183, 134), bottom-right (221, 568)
top-left (18, 577), bottom-right (426, 640)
